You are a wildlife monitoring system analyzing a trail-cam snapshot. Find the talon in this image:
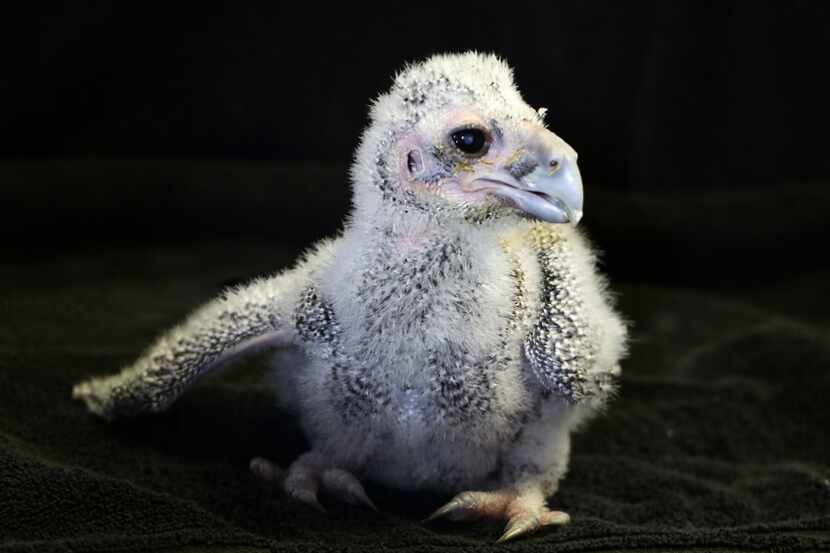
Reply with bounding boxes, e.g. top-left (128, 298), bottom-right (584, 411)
top-left (423, 487), bottom-right (570, 542)
top-left (353, 489), bottom-right (379, 512)
top-left (289, 488), bottom-right (327, 513)
top-left (421, 501), bottom-right (456, 523)
top-left (424, 494), bottom-right (466, 522)
top-left (423, 500), bottom-right (459, 523)
top-left (495, 509), bottom-right (570, 543)
top-left (423, 491), bottom-right (490, 523)
top-left (284, 459), bottom-right (326, 513)
top-left (496, 514), bottom-right (540, 543)
top-left (322, 468), bottom-right (378, 512)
